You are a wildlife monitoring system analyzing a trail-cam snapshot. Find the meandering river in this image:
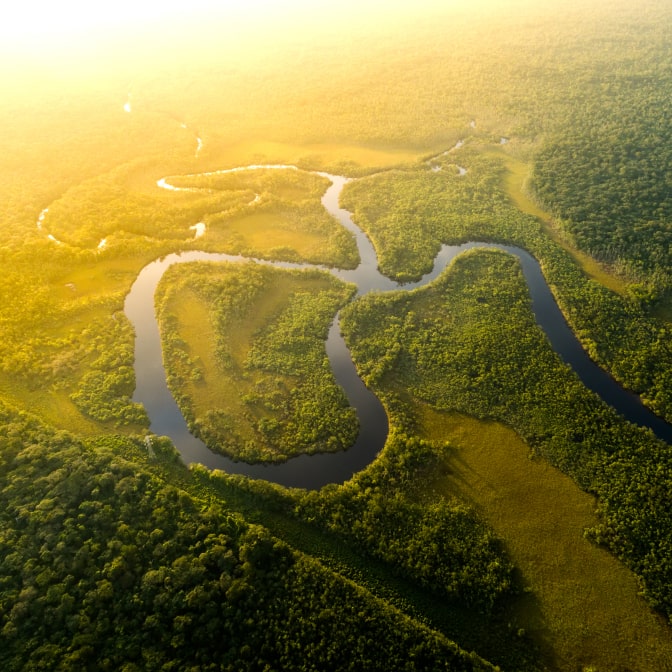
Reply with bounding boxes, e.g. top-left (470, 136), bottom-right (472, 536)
top-left (124, 167), bottom-right (672, 489)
